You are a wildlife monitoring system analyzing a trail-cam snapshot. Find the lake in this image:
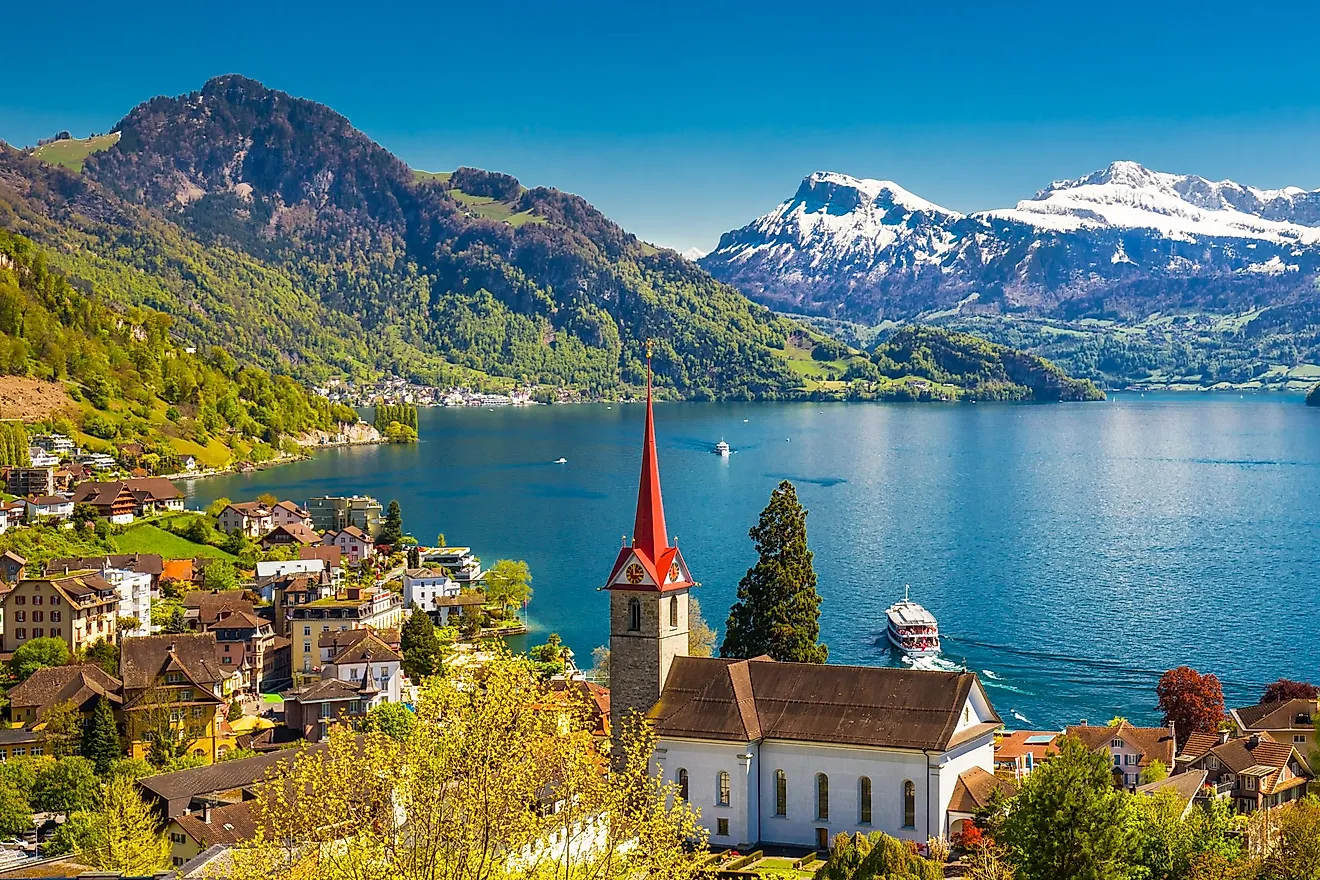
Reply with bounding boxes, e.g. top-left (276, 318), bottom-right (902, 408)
top-left (183, 394), bottom-right (1320, 730)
